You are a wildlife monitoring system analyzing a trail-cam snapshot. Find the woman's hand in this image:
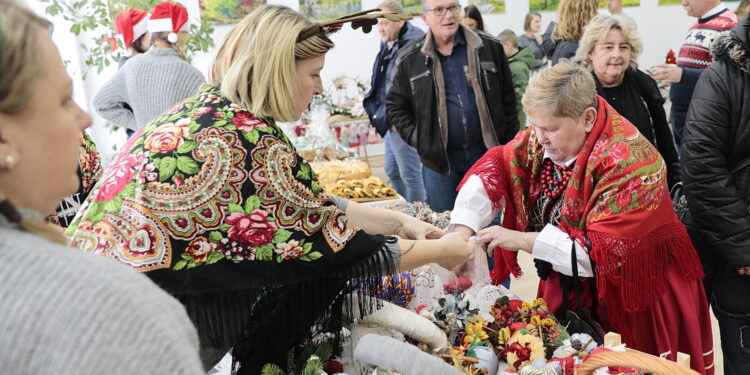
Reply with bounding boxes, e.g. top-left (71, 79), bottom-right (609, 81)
top-left (477, 226), bottom-right (537, 255)
top-left (396, 215), bottom-right (446, 240)
top-left (534, 32), bottom-right (543, 45)
top-left (435, 232), bottom-right (475, 270)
